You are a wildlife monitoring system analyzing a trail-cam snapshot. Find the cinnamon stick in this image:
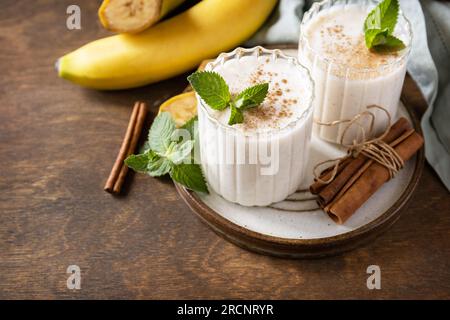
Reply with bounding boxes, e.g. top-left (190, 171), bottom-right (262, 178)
top-left (326, 130), bottom-right (423, 224)
top-left (324, 128), bottom-right (415, 215)
top-left (311, 117), bottom-right (411, 205)
top-left (309, 157), bottom-right (352, 194)
top-left (104, 102), bottom-right (147, 194)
